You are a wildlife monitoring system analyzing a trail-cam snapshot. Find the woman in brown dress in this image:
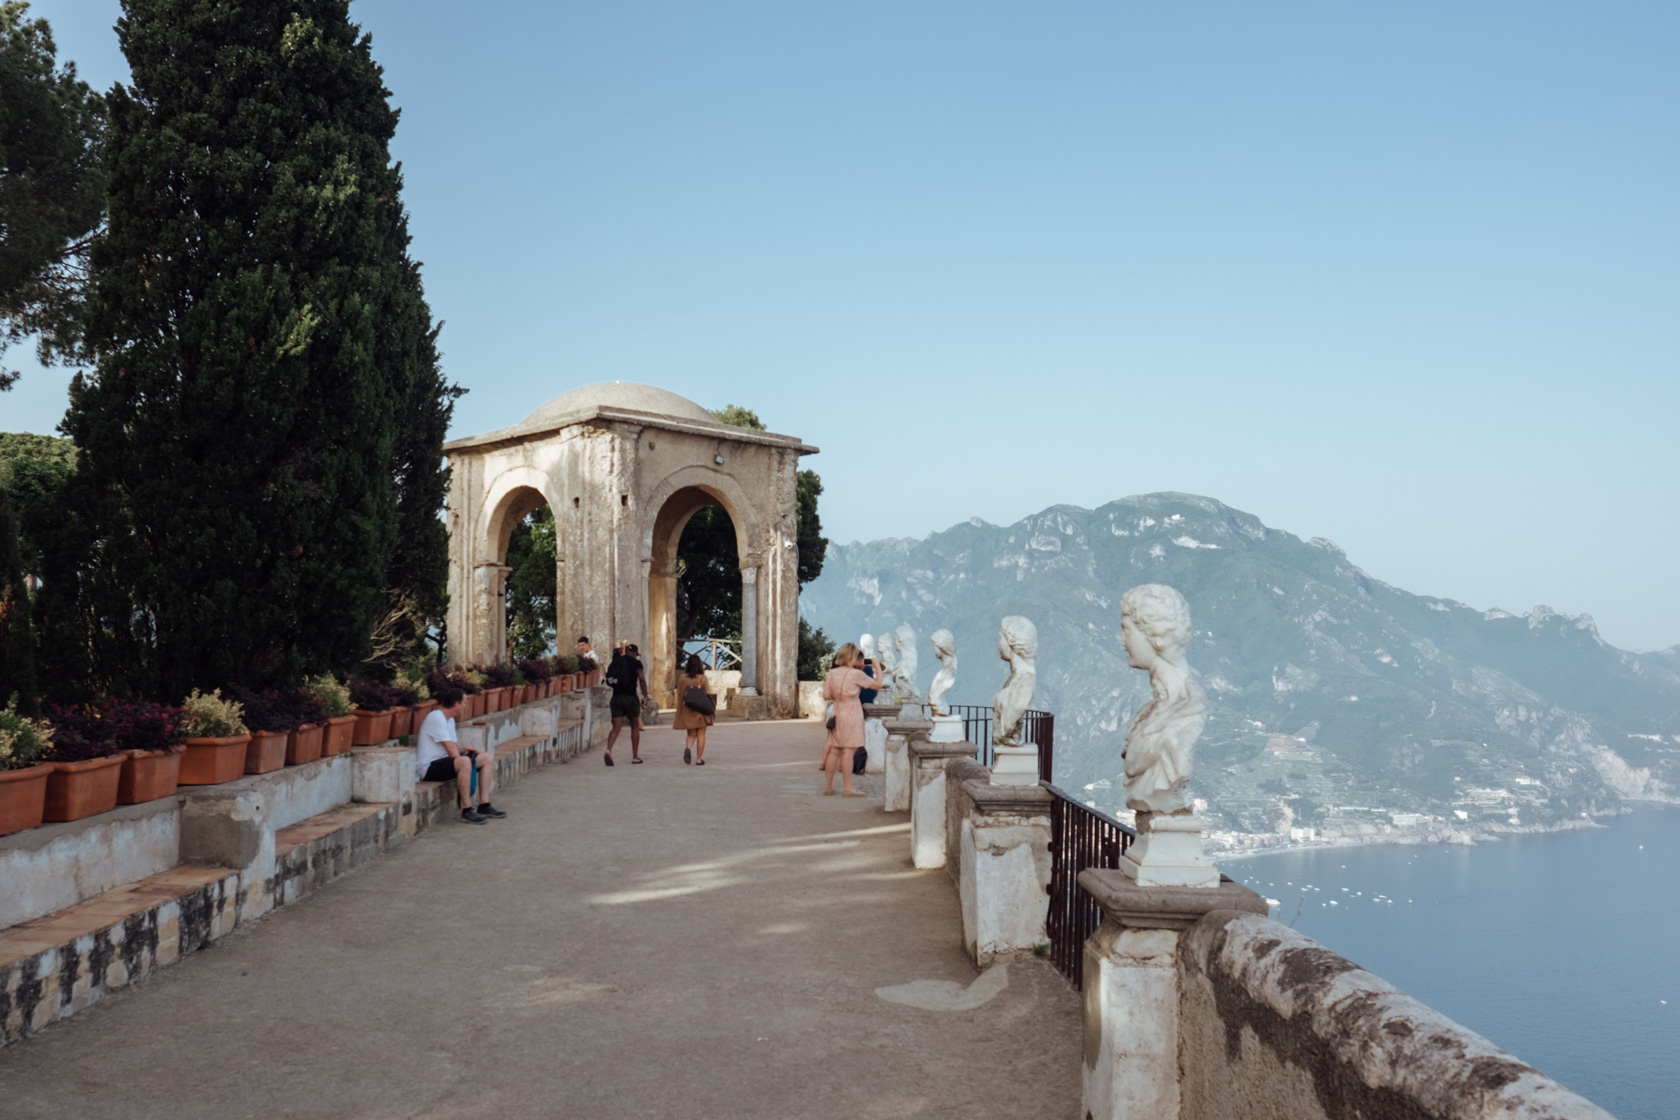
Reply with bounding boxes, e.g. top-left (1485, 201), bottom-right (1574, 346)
top-left (671, 654), bottom-right (716, 765)
top-left (821, 643), bottom-right (875, 797)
